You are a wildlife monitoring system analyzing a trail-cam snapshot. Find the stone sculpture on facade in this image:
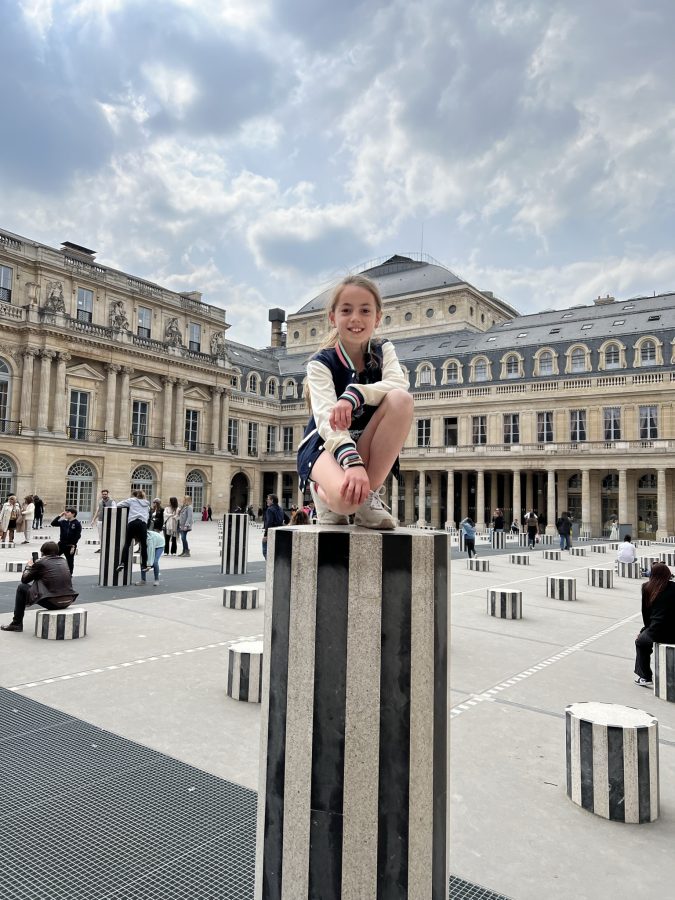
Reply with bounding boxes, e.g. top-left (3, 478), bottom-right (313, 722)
top-left (109, 299), bottom-right (129, 330)
top-left (164, 317), bottom-right (184, 348)
top-left (210, 330), bottom-right (227, 358)
top-left (44, 281), bottom-right (66, 314)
